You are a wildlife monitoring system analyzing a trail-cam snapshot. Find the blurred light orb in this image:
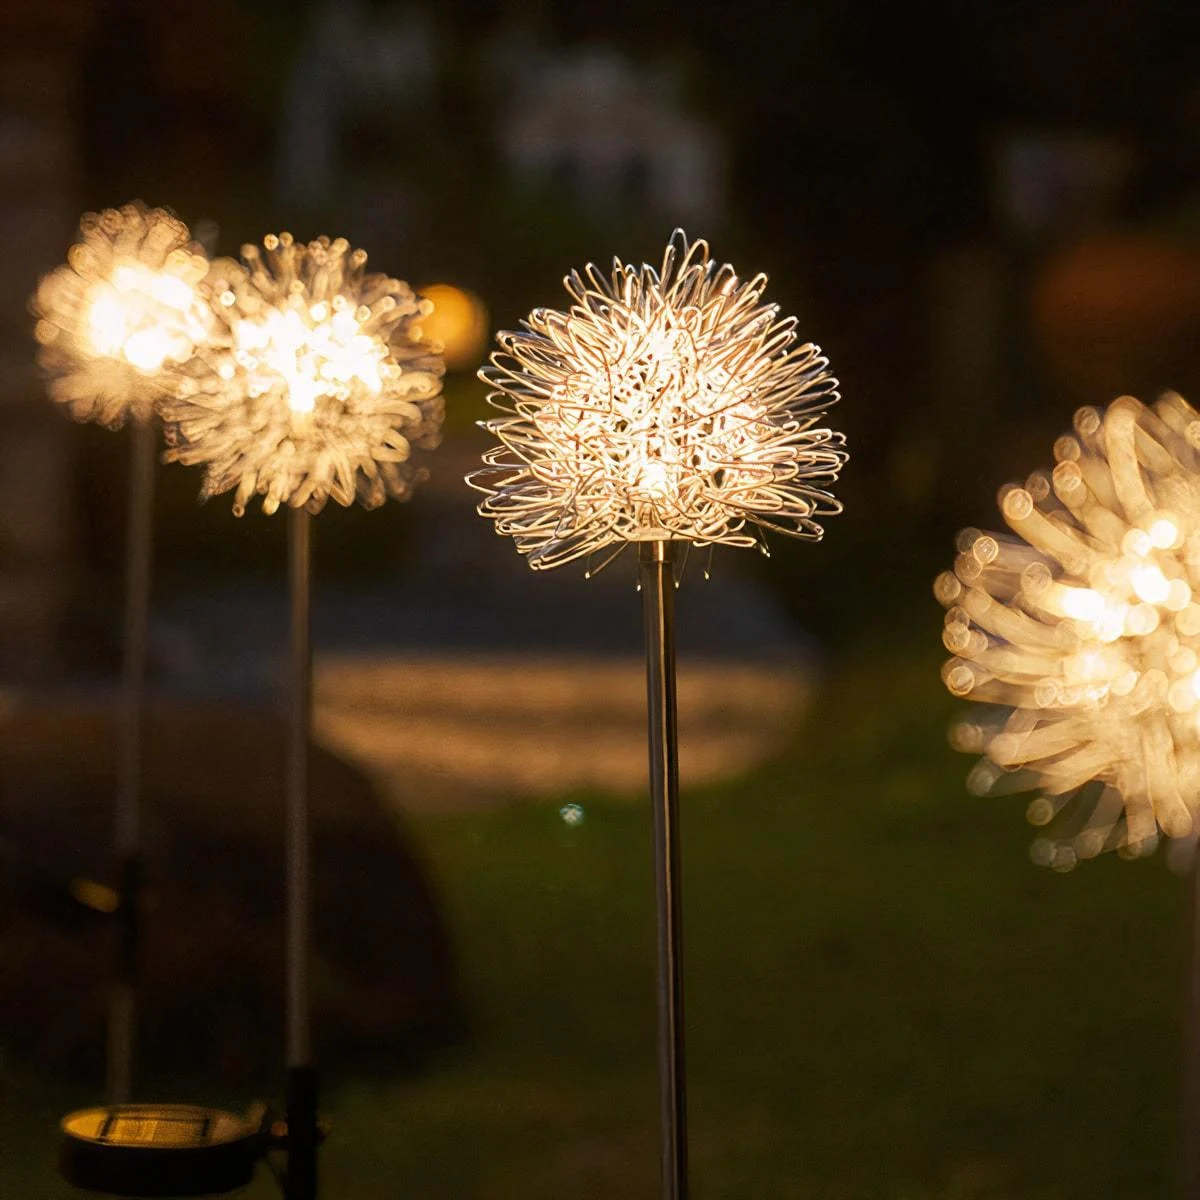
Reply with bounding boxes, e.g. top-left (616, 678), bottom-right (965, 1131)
top-left (469, 230), bottom-right (847, 572)
top-left (32, 201), bottom-right (210, 426)
top-left (420, 283), bottom-right (488, 372)
top-left (162, 233), bottom-right (445, 515)
top-left (936, 392), bottom-right (1200, 868)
